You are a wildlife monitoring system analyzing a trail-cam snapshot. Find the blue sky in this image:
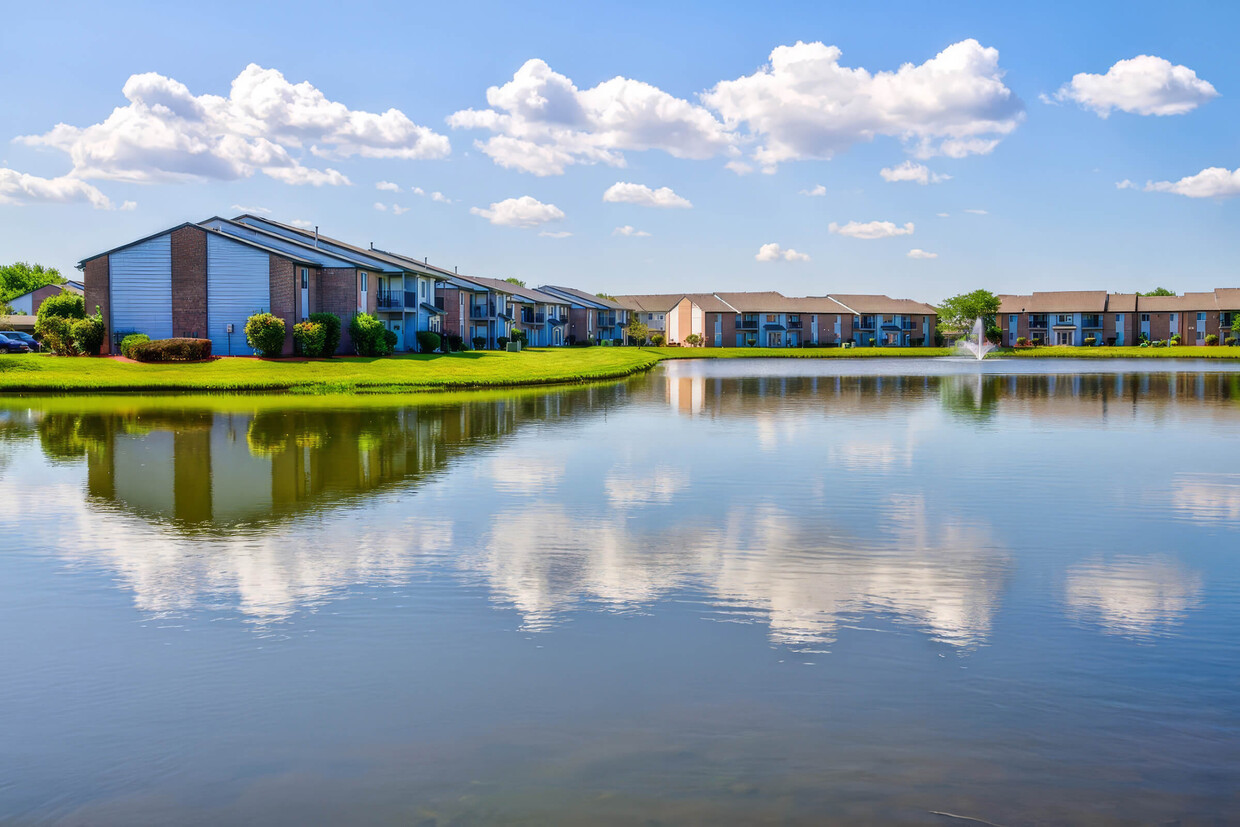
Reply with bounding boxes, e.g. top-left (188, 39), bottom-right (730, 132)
top-left (2, 0), bottom-right (1237, 302)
